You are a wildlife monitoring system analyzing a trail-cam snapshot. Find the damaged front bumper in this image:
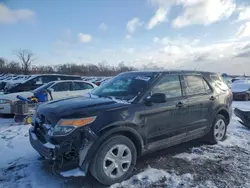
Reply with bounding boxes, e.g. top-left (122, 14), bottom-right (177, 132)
top-left (29, 124), bottom-right (98, 174)
top-left (29, 127), bottom-right (58, 159)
